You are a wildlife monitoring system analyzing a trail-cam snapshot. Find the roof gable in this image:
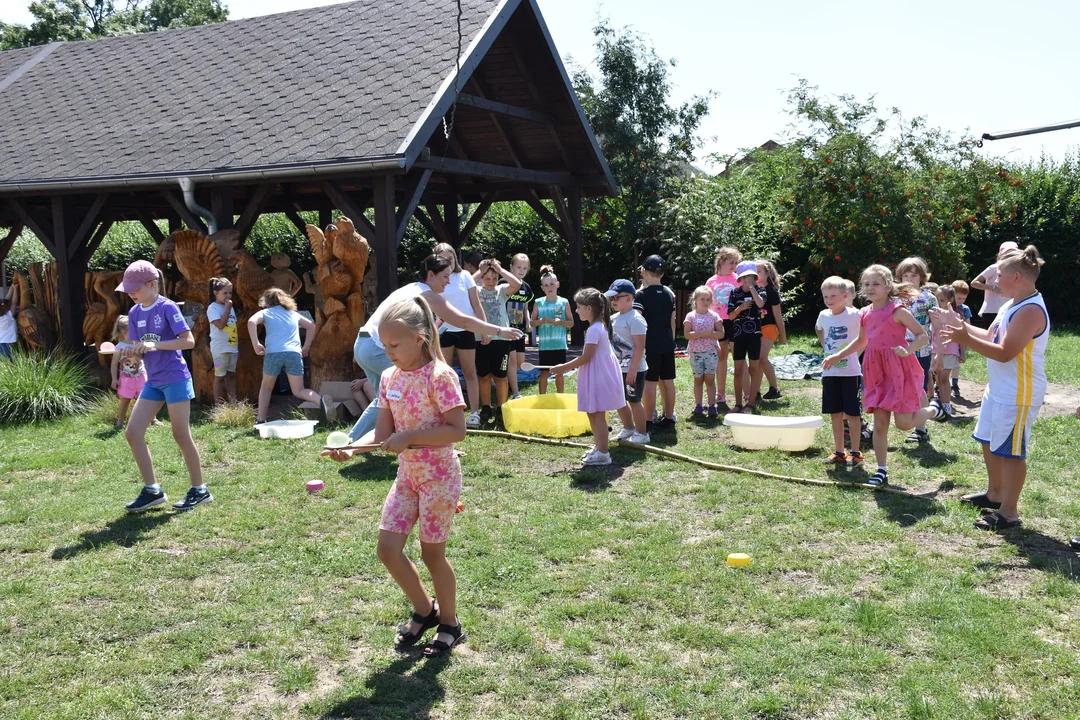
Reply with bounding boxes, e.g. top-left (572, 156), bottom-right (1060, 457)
top-left (0, 0), bottom-right (496, 185)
